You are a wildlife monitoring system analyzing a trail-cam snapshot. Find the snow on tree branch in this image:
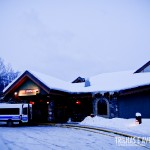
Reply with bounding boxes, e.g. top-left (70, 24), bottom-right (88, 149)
top-left (0, 58), bottom-right (19, 92)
